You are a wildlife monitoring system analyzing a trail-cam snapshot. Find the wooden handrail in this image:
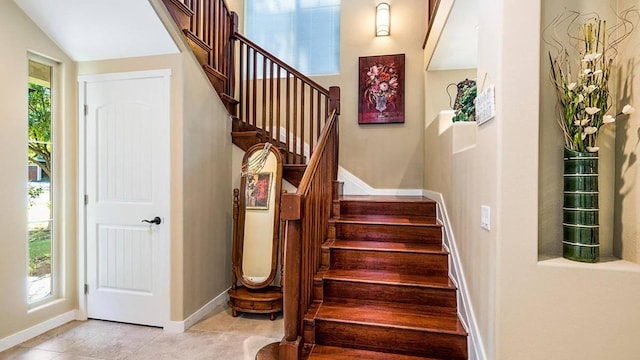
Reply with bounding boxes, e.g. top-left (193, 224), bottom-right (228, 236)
top-left (279, 106), bottom-right (339, 360)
